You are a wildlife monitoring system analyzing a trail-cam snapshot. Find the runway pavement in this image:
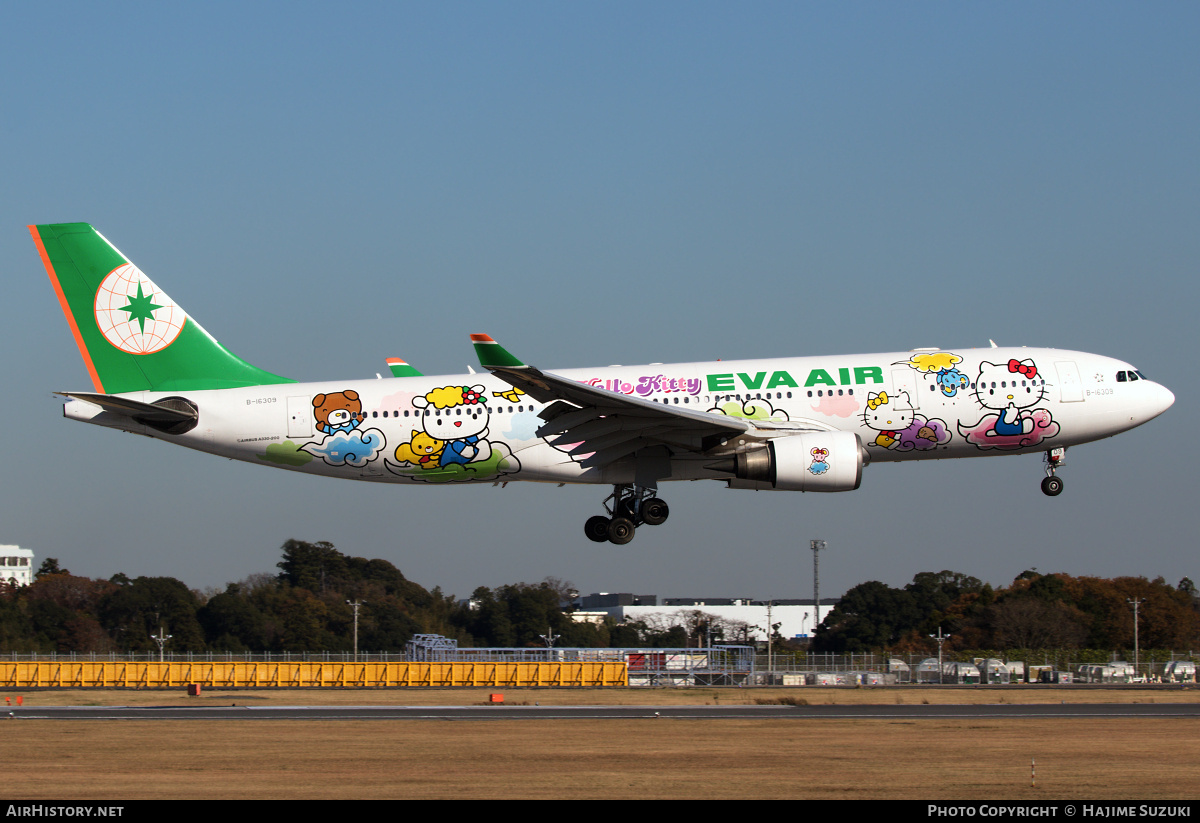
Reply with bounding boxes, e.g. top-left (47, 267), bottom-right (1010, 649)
top-left (9, 703), bottom-right (1200, 721)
